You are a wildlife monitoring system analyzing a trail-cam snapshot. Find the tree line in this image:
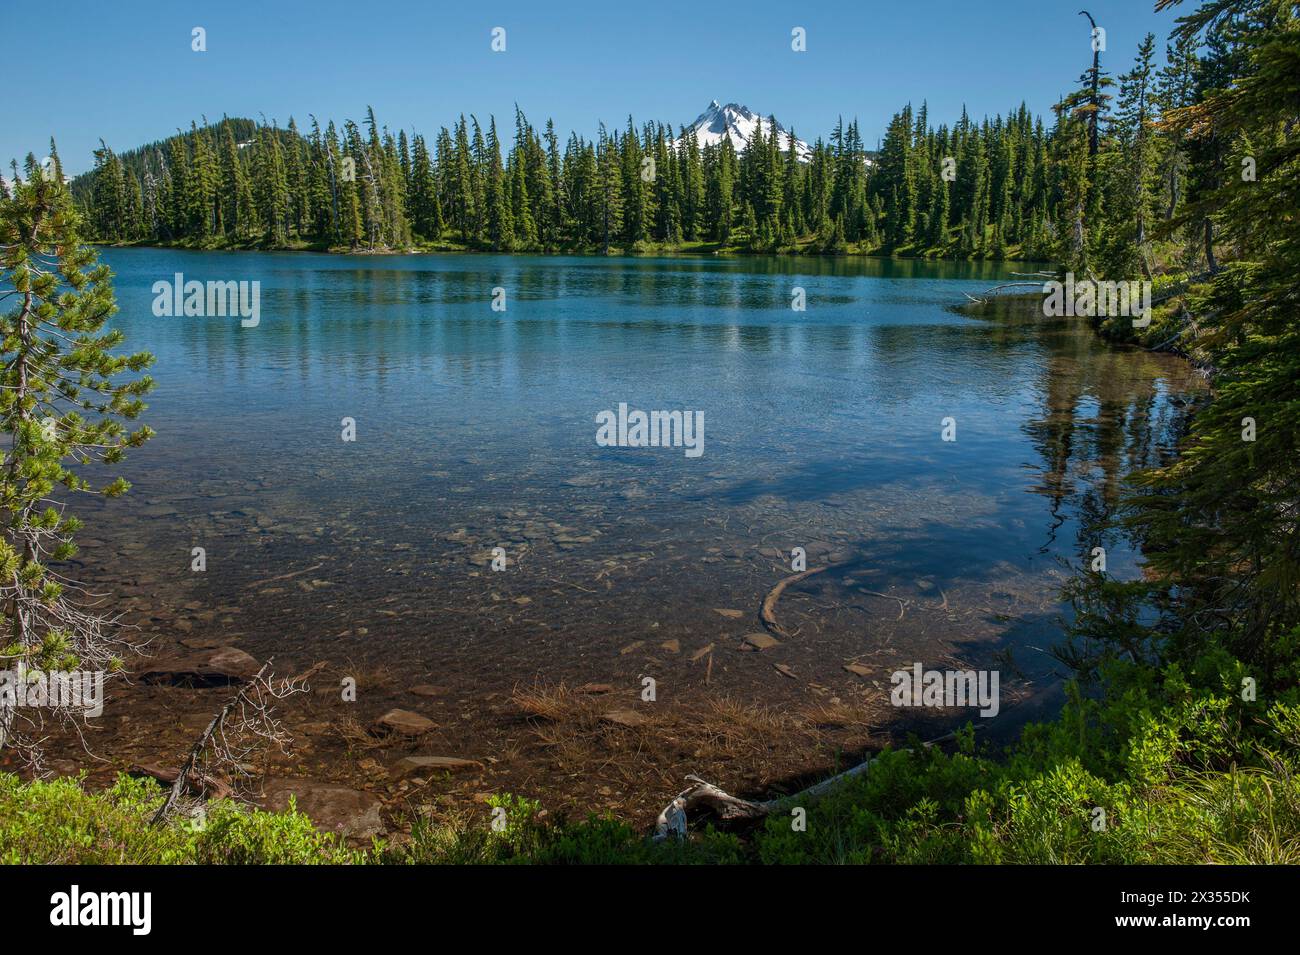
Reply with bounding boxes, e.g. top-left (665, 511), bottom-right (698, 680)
top-left (64, 20), bottom-right (1229, 276)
